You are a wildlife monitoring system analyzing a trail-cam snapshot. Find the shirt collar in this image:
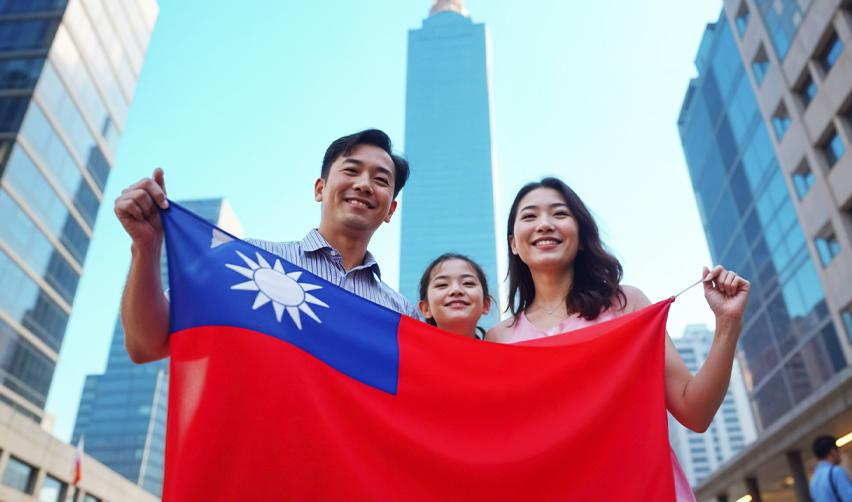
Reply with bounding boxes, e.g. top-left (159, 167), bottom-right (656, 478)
top-left (301, 229), bottom-right (382, 278)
